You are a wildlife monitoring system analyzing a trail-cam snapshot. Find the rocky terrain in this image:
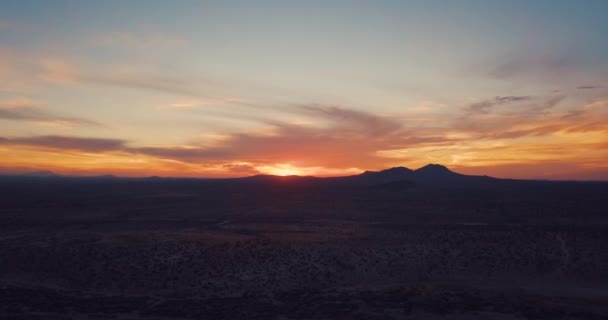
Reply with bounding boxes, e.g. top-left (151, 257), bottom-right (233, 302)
top-left (1, 167), bottom-right (607, 319)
